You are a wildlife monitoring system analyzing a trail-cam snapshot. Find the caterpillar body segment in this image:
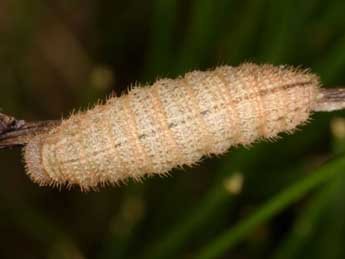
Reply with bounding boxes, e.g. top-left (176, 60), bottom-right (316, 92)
top-left (22, 63), bottom-right (321, 190)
